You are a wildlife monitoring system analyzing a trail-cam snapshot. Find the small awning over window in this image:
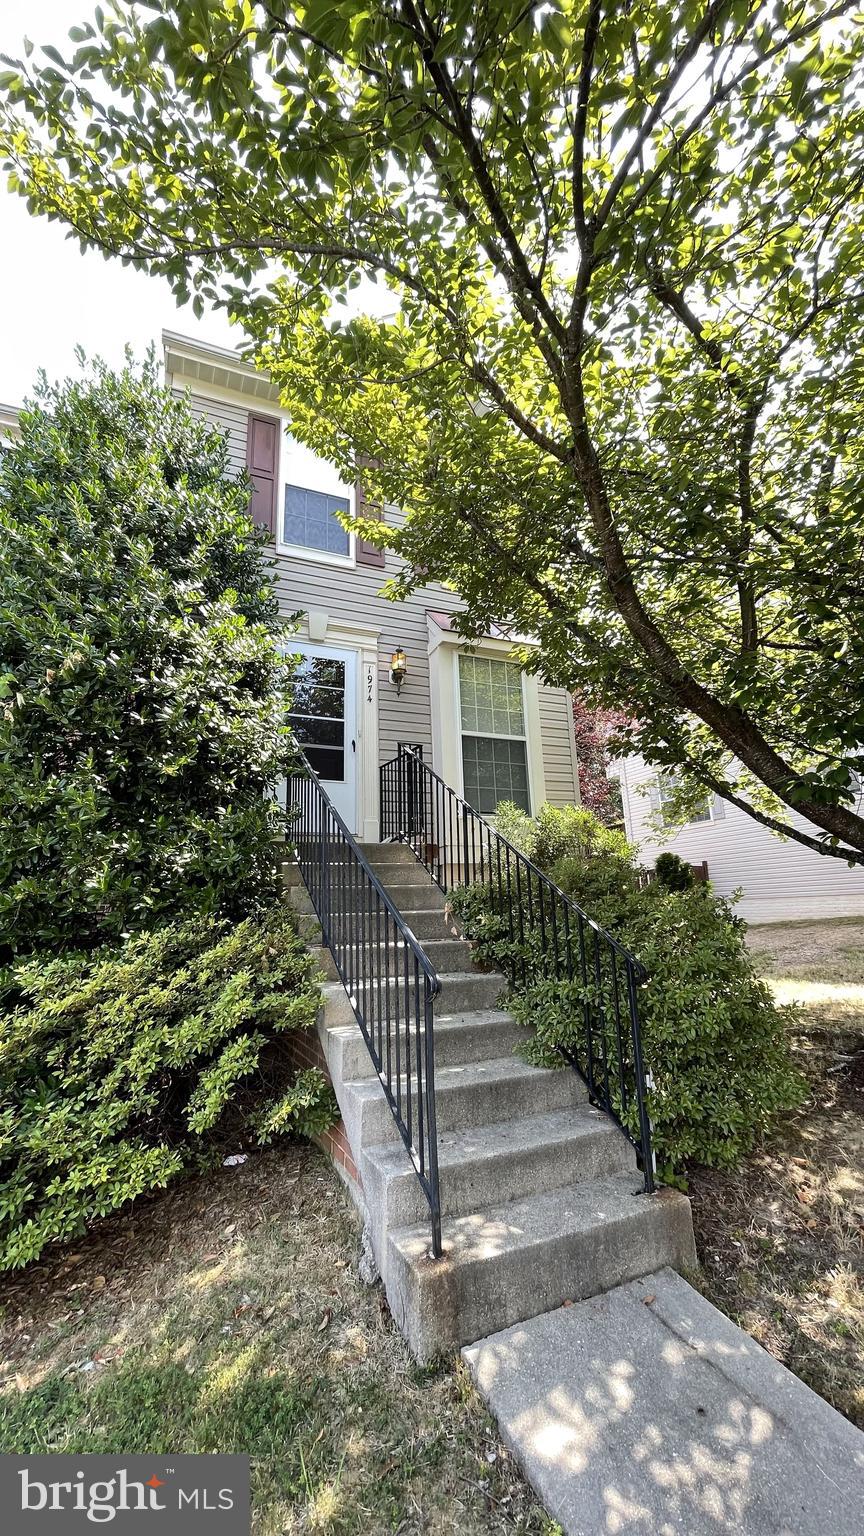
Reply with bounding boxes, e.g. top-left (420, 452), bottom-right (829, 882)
top-left (426, 612), bottom-right (533, 644)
